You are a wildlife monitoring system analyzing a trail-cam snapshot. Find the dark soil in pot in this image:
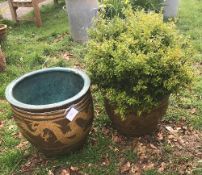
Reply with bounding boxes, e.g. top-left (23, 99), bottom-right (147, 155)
top-left (104, 97), bottom-right (169, 137)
